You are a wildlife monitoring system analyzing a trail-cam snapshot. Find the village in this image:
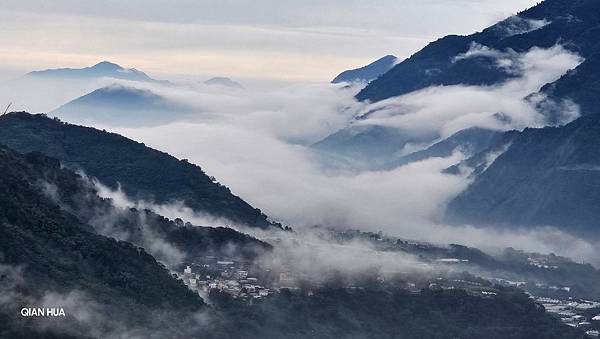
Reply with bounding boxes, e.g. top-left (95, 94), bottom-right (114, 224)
top-left (176, 255), bottom-right (530, 301)
top-left (177, 254), bottom-right (600, 337)
top-left (178, 256), bottom-right (300, 301)
top-left (533, 297), bottom-right (600, 337)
